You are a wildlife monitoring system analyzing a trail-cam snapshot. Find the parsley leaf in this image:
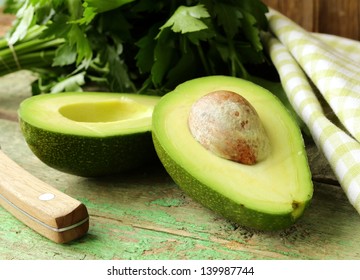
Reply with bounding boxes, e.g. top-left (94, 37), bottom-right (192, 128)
top-left (67, 24), bottom-right (92, 66)
top-left (152, 29), bottom-right (176, 87)
top-left (50, 72), bottom-right (86, 93)
top-left (2, 0), bottom-right (271, 95)
top-left (158, 5), bottom-right (210, 36)
top-left (52, 43), bottom-right (77, 66)
top-left (80, 0), bottom-right (135, 25)
top-left (7, 2), bottom-right (35, 45)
